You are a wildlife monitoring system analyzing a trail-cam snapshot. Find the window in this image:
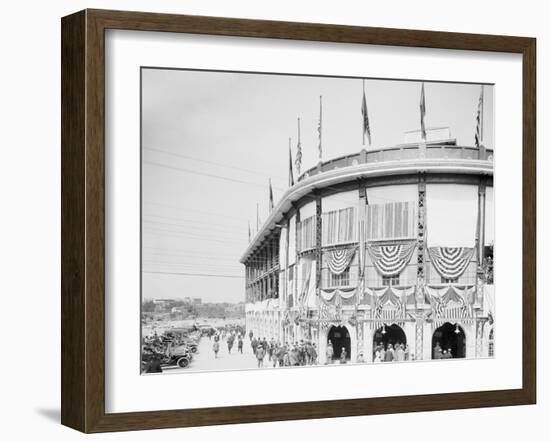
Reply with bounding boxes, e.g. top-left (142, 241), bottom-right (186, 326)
top-left (441, 277), bottom-right (458, 284)
top-left (382, 275), bottom-right (400, 286)
top-left (329, 268), bottom-right (350, 287)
